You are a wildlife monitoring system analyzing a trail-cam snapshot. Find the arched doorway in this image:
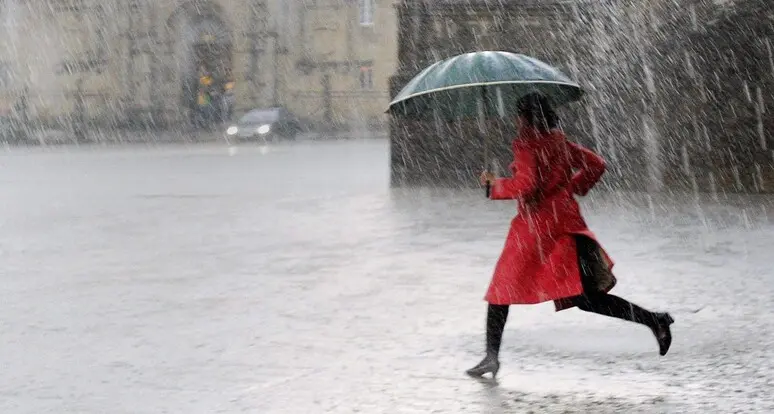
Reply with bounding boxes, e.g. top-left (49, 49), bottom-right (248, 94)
top-left (166, 1), bottom-right (232, 127)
